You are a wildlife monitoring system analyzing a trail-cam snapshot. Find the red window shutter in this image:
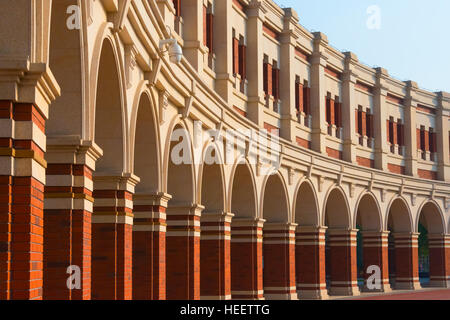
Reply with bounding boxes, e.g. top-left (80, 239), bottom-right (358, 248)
top-left (173, 0), bottom-right (181, 17)
top-left (206, 13), bottom-right (214, 52)
top-left (335, 102), bottom-right (341, 127)
top-left (233, 38), bottom-right (239, 75)
top-left (355, 110), bottom-right (359, 134)
top-left (298, 82), bottom-right (304, 113)
top-left (330, 99), bottom-right (335, 125)
top-left (295, 83), bottom-right (300, 111)
top-left (392, 121), bottom-right (398, 145)
top-left (361, 111), bottom-right (367, 137)
top-left (239, 44), bottom-right (246, 79)
top-left (203, 6), bottom-right (207, 46)
top-left (267, 63), bottom-right (273, 96)
top-left (424, 130), bottom-right (430, 152)
top-left (263, 62), bottom-right (268, 95)
top-left (417, 129), bottom-right (421, 149)
top-left (387, 120), bottom-right (391, 143)
top-left (272, 67), bottom-right (279, 99)
top-left (304, 86), bottom-right (310, 115)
